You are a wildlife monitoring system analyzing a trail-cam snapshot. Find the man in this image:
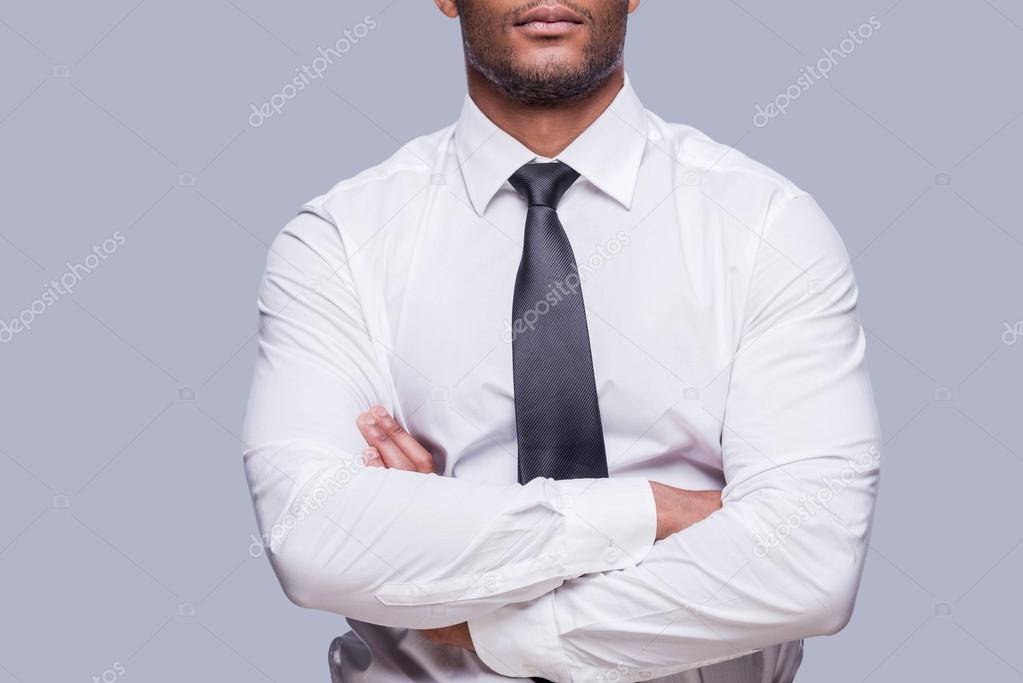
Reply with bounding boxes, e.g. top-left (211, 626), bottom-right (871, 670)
top-left (241, 1), bottom-right (881, 681)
